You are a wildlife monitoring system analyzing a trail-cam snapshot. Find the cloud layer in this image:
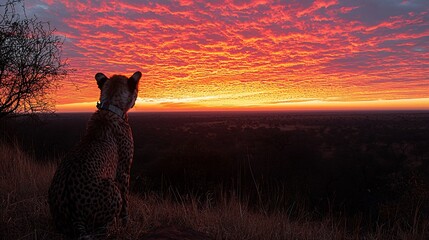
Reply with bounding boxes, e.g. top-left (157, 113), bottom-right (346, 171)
top-left (24, 0), bottom-right (429, 110)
